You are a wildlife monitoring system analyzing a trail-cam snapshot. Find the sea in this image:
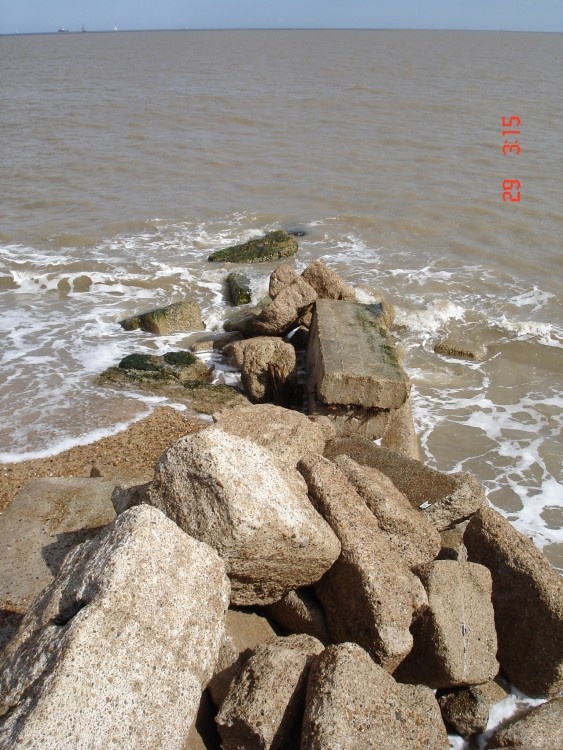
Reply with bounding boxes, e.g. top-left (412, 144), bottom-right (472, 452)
top-left (0, 29), bottom-right (562, 734)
